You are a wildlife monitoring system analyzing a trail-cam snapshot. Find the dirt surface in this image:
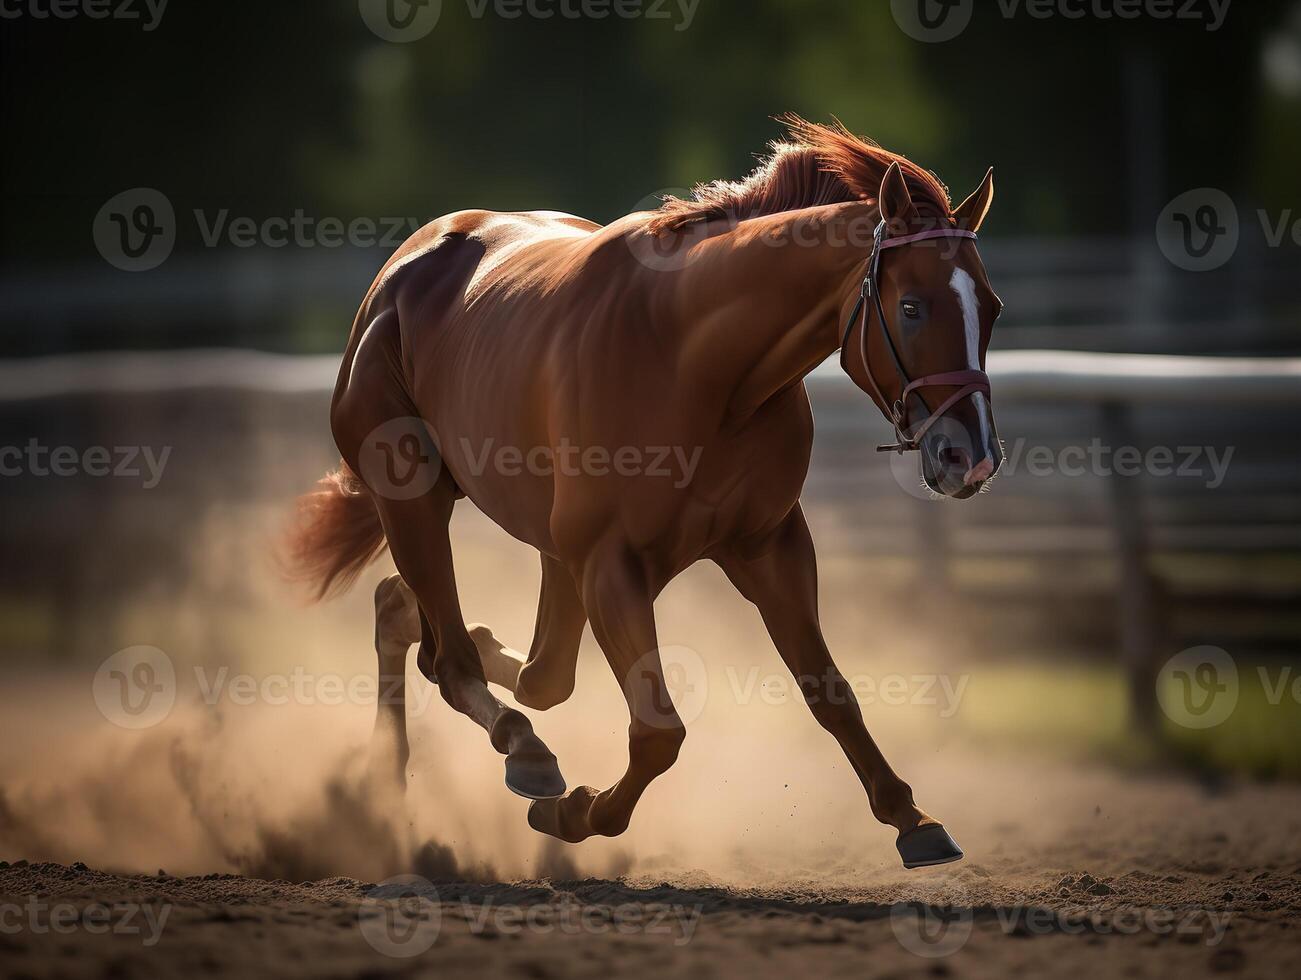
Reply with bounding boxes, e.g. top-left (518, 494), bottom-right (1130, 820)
top-left (3, 521), bottom-right (1299, 977)
top-left (4, 770), bottom-right (1299, 979)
